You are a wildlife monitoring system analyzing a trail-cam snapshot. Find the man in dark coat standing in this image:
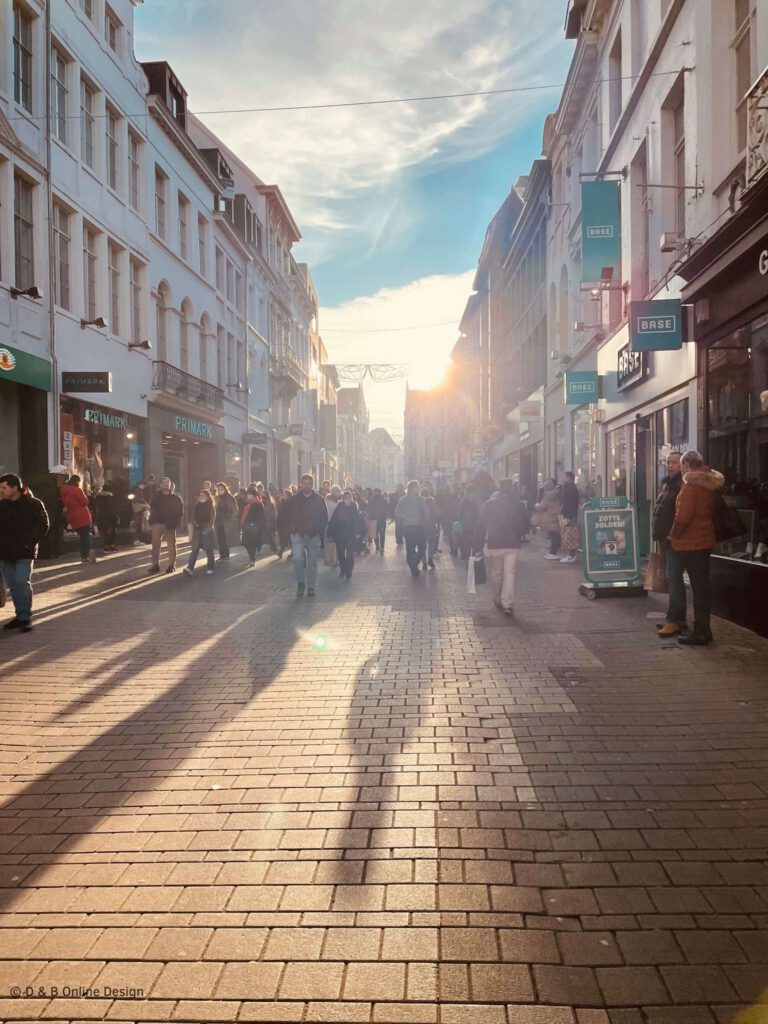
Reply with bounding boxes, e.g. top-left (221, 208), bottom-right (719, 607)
top-left (0, 474), bottom-right (50, 632)
top-left (652, 451), bottom-right (686, 636)
top-left (285, 474), bottom-right (328, 596)
top-left (148, 477), bottom-right (184, 574)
